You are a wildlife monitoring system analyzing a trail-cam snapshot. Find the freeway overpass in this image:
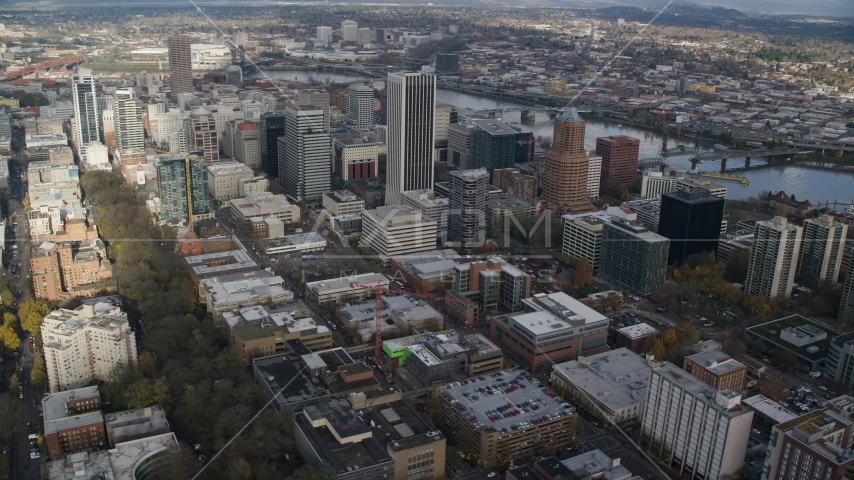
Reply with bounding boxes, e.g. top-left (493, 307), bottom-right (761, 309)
top-left (1, 57), bottom-right (86, 81)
